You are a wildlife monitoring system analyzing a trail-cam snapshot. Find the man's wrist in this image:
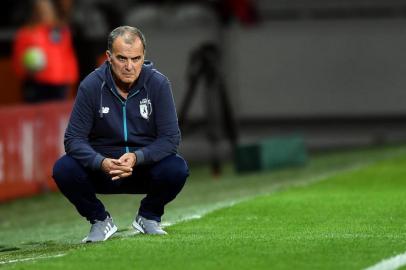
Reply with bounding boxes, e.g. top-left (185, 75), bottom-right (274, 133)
top-left (92, 154), bottom-right (106, 171)
top-left (134, 150), bottom-right (144, 165)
